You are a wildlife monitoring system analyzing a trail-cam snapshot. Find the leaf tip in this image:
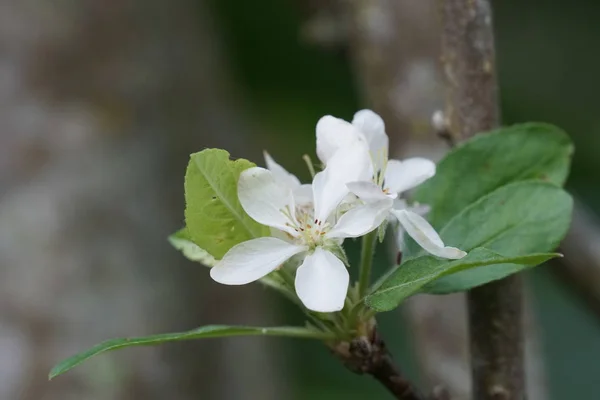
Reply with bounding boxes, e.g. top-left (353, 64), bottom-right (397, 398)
top-left (48, 367), bottom-right (62, 380)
